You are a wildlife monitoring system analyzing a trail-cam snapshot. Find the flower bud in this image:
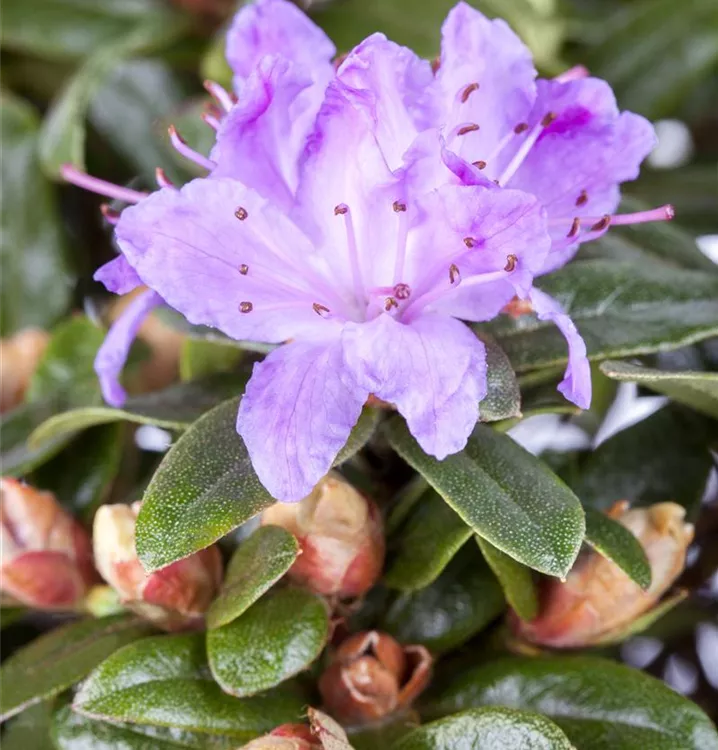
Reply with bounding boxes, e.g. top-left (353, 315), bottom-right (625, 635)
top-left (261, 473), bottom-right (384, 598)
top-left (240, 724), bottom-right (319, 750)
top-left (0, 328), bottom-right (49, 413)
top-left (93, 502), bottom-right (222, 631)
top-left (0, 478), bottom-right (98, 610)
top-left (318, 631), bottom-right (432, 725)
top-left (513, 502), bottom-right (694, 648)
